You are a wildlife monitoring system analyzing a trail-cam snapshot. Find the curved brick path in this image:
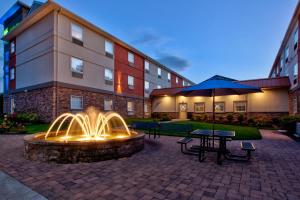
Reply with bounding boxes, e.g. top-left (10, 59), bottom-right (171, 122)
top-left (0, 130), bottom-right (300, 200)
